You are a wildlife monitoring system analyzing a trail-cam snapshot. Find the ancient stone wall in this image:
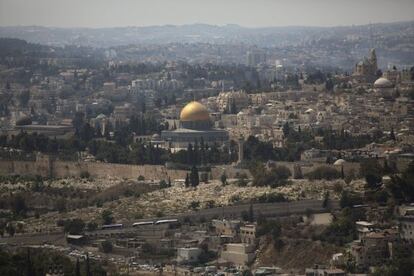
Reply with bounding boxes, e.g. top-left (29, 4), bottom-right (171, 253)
top-left (0, 159), bottom-right (188, 180)
top-left (1, 157), bottom-right (410, 181)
